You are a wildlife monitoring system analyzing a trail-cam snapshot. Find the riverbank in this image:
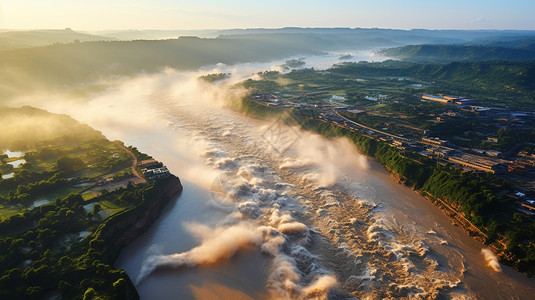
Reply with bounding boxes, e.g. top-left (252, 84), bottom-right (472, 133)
top-left (236, 96), bottom-right (535, 276)
top-left (85, 175), bottom-right (183, 298)
top-left (91, 175), bottom-right (183, 264)
top-left (113, 96), bottom-right (535, 299)
top-left (0, 106), bottom-right (185, 299)
top-left (389, 166), bottom-right (508, 255)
